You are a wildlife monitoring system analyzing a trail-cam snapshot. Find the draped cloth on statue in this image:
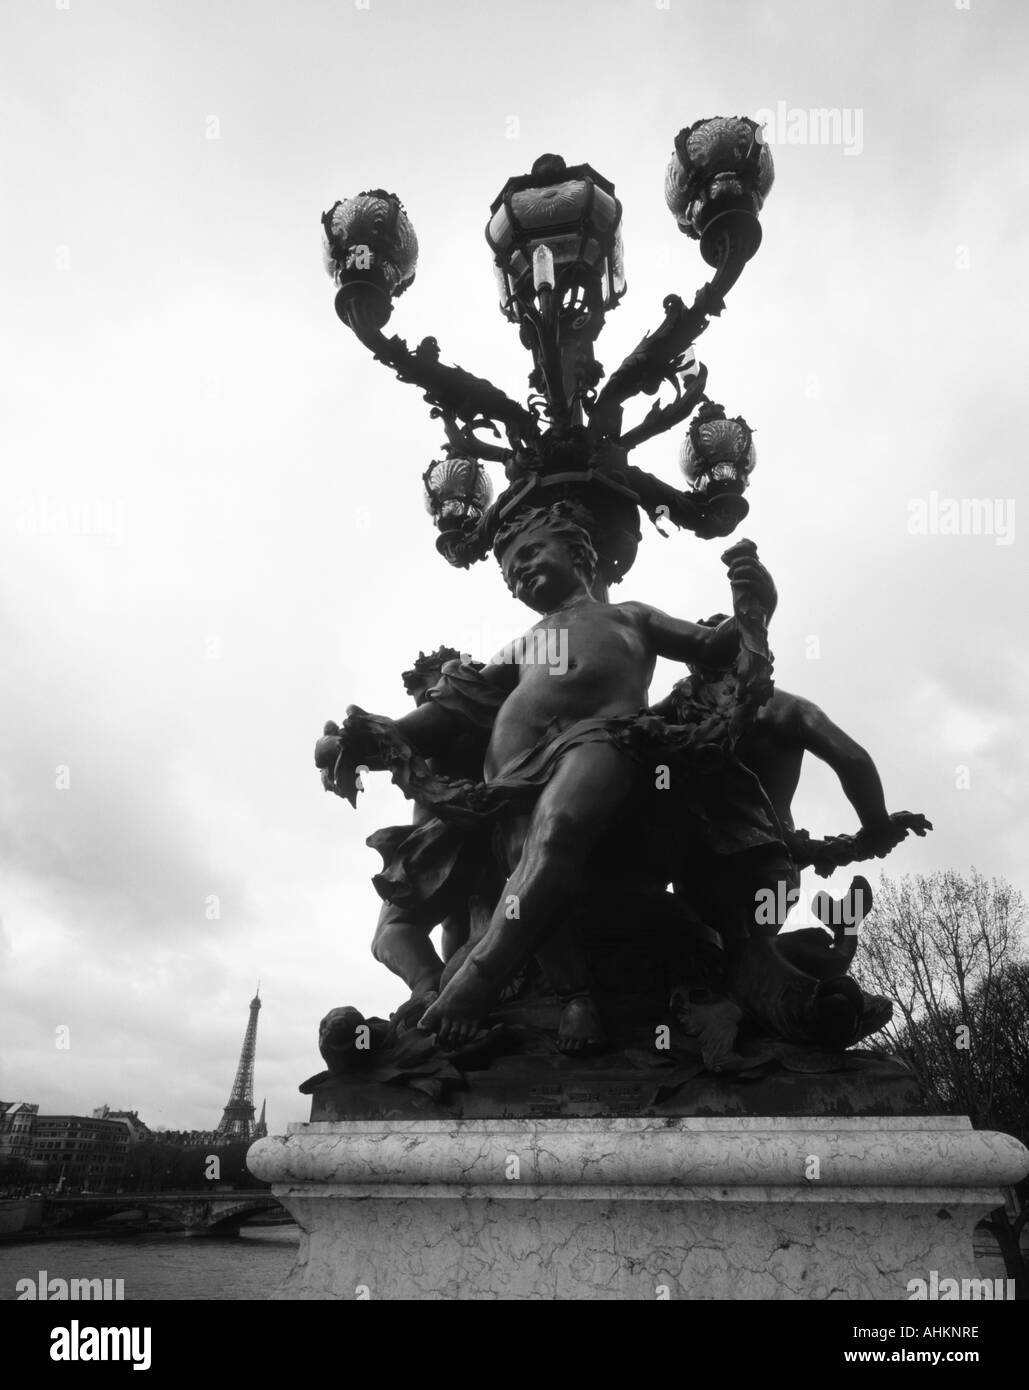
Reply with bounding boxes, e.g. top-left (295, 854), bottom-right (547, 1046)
top-left (355, 659), bottom-right (786, 911)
